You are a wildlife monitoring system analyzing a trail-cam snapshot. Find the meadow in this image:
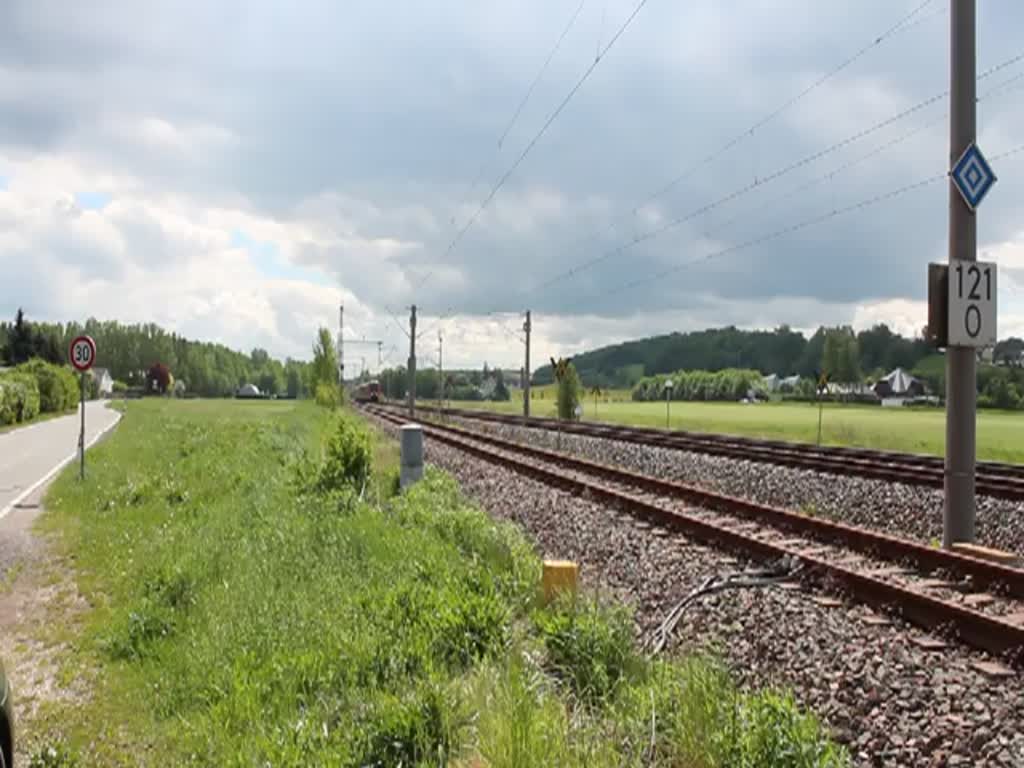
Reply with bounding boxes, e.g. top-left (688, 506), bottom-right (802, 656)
top-left (29, 398), bottom-right (847, 766)
top-left (431, 388), bottom-right (1024, 463)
